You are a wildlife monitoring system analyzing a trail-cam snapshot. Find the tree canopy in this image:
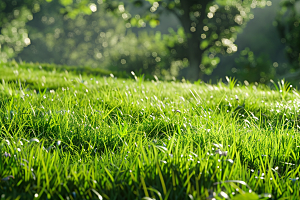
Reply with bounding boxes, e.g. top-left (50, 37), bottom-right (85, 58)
top-left (0, 0), bottom-right (39, 61)
top-left (276, 0), bottom-right (300, 79)
top-left (18, 0), bottom-right (175, 80)
top-left (103, 0), bottom-right (271, 81)
top-left (0, 0), bottom-right (92, 62)
top-left (1, 0), bottom-right (272, 81)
